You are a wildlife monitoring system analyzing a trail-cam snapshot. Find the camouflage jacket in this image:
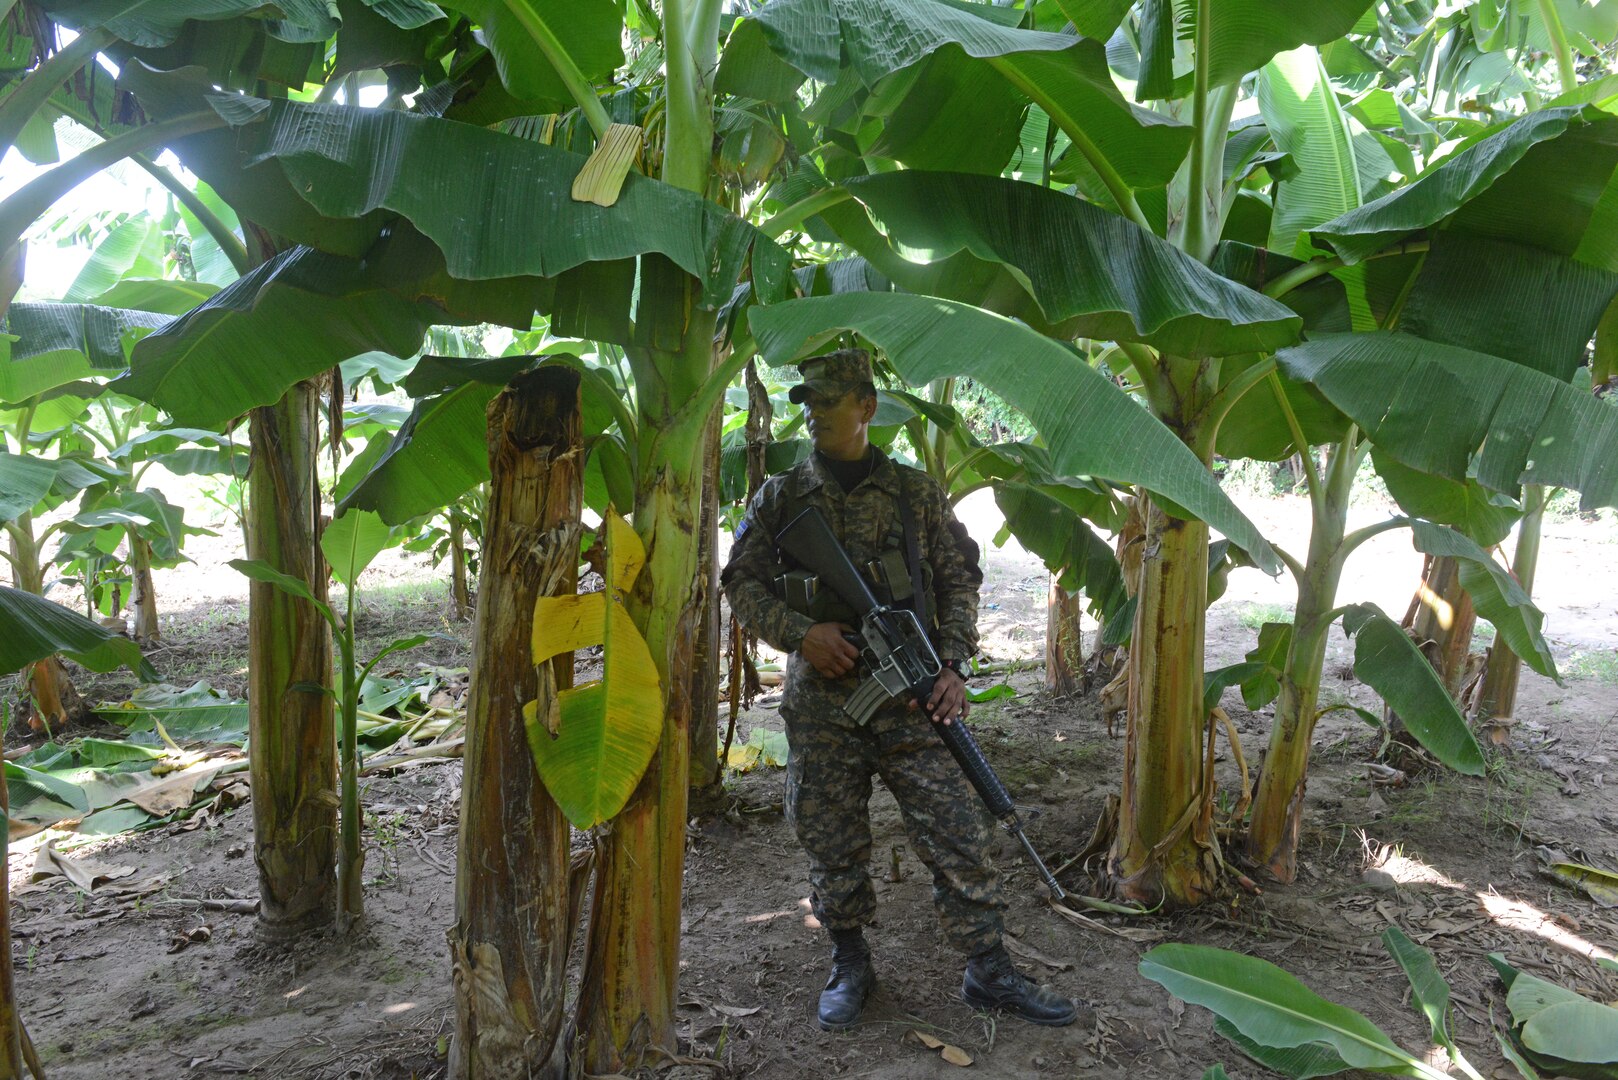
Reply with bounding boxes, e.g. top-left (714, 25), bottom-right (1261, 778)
top-left (721, 449), bottom-right (982, 717)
